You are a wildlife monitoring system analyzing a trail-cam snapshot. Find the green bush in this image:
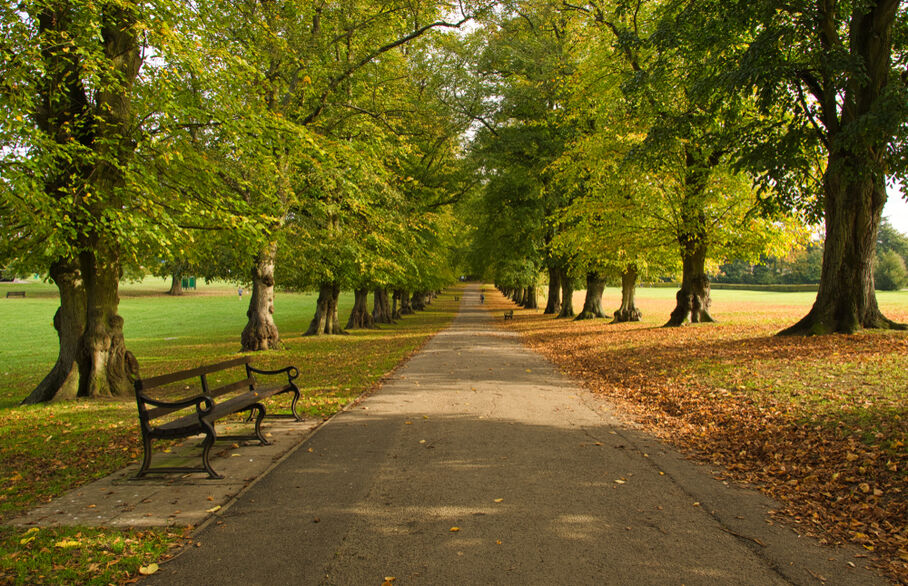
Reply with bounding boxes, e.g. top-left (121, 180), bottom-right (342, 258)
top-left (875, 249), bottom-right (908, 291)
